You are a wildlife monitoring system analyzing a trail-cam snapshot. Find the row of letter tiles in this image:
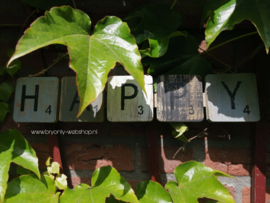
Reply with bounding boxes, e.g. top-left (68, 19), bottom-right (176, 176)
top-left (13, 74), bottom-right (260, 123)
